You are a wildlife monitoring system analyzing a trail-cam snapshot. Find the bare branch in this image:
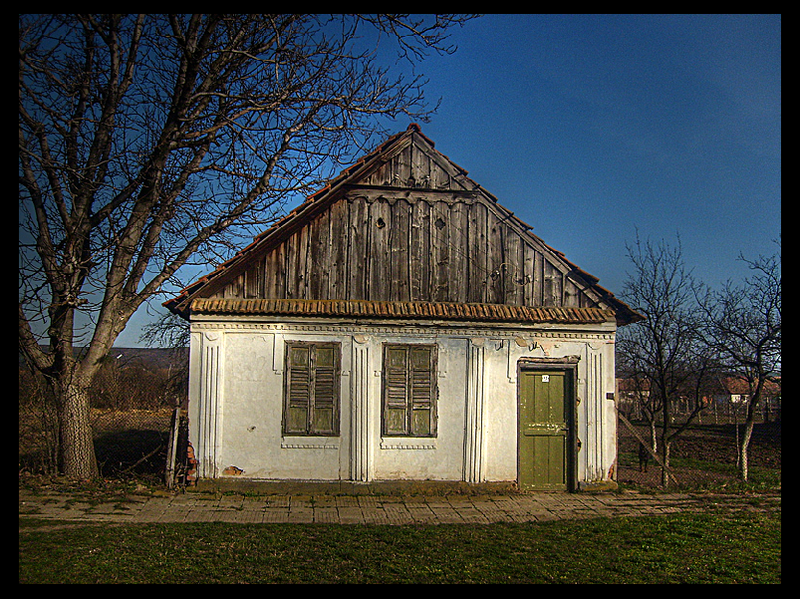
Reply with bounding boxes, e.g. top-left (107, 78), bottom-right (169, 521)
top-left (18, 13), bottom-right (480, 478)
